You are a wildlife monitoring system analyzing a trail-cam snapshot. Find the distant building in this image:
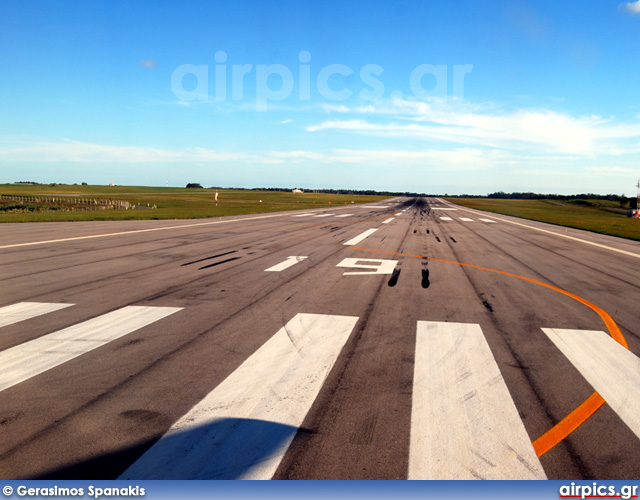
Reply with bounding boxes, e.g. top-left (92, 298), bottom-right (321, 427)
top-left (292, 188), bottom-right (303, 193)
